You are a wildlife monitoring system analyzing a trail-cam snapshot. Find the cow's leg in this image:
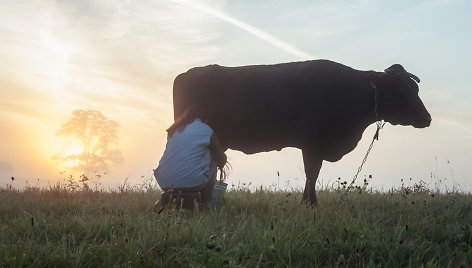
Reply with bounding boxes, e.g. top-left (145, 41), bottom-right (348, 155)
top-left (302, 149), bottom-right (323, 206)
